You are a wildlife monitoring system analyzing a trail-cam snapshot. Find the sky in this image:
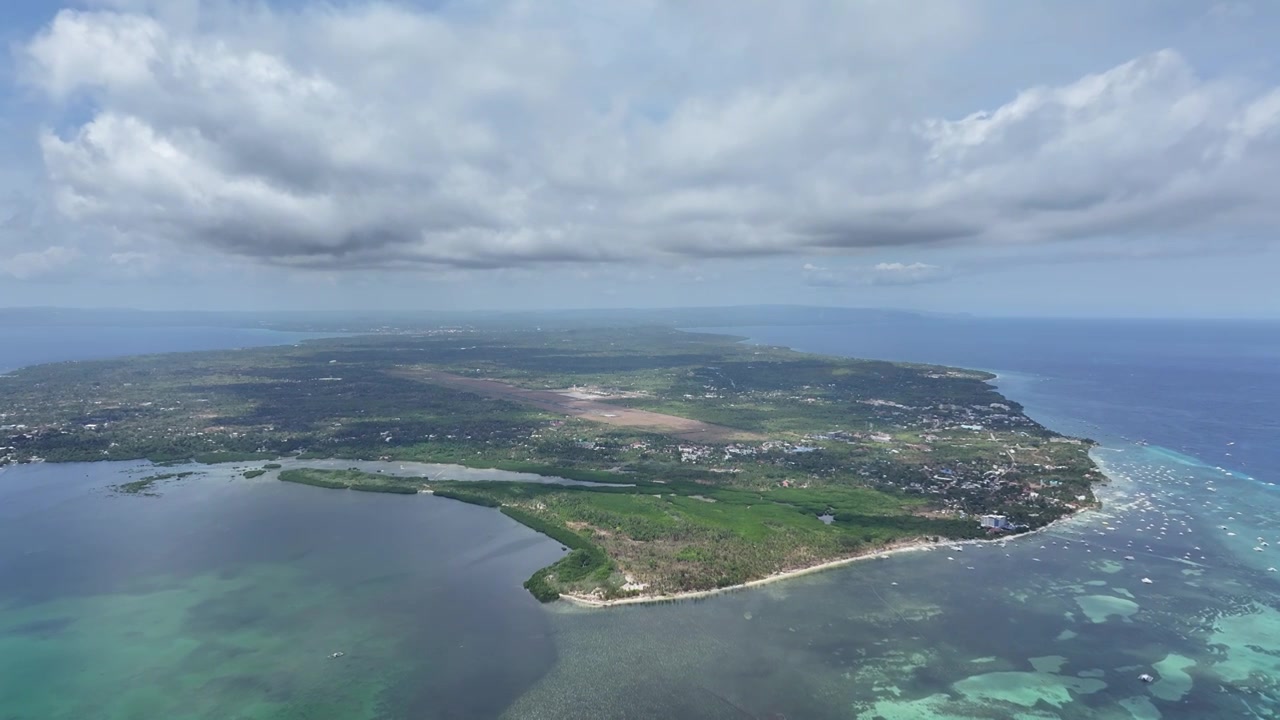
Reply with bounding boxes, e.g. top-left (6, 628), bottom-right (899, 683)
top-left (1, 0), bottom-right (1278, 318)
